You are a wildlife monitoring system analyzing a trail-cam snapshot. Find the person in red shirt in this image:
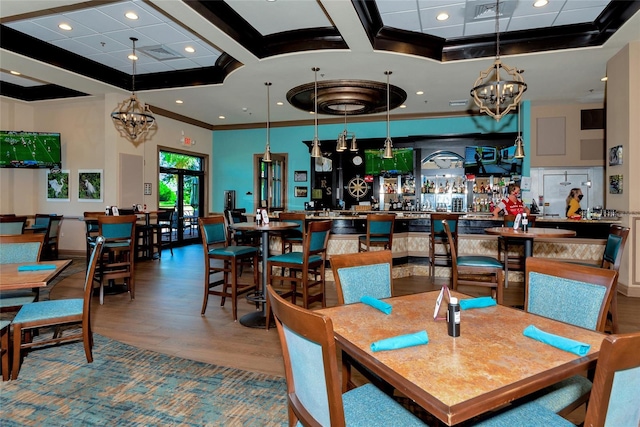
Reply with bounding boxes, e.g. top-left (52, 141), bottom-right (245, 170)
top-left (492, 183), bottom-right (530, 217)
